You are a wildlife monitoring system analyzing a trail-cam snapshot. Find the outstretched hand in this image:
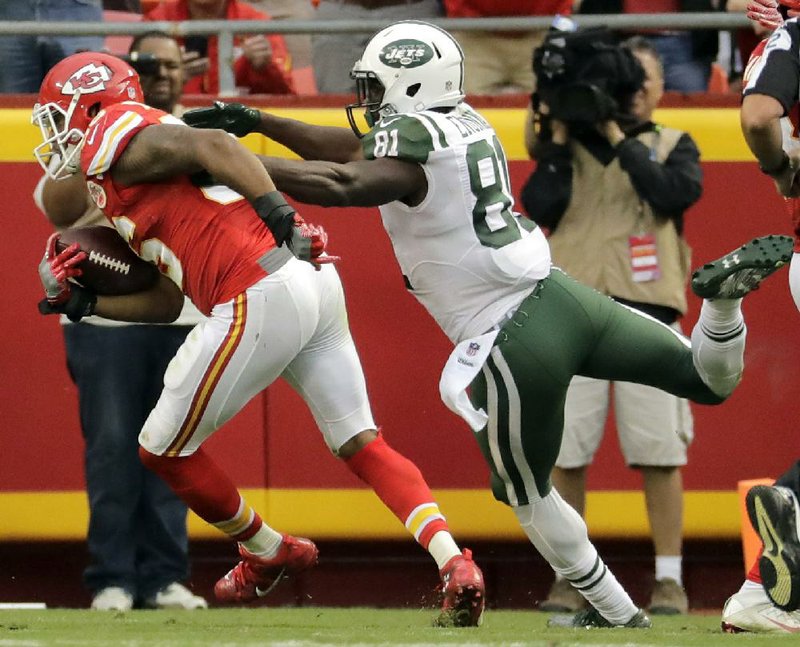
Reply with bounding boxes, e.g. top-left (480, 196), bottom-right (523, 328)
top-left (182, 101), bottom-right (262, 137)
